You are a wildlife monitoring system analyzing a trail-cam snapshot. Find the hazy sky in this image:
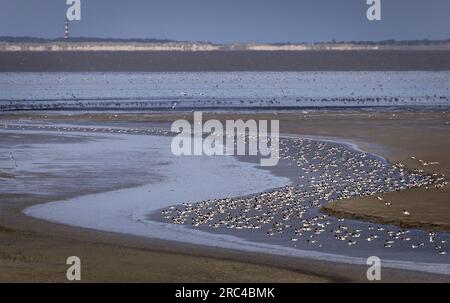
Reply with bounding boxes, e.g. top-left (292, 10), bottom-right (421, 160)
top-left (0, 0), bottom-right (449, 43)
